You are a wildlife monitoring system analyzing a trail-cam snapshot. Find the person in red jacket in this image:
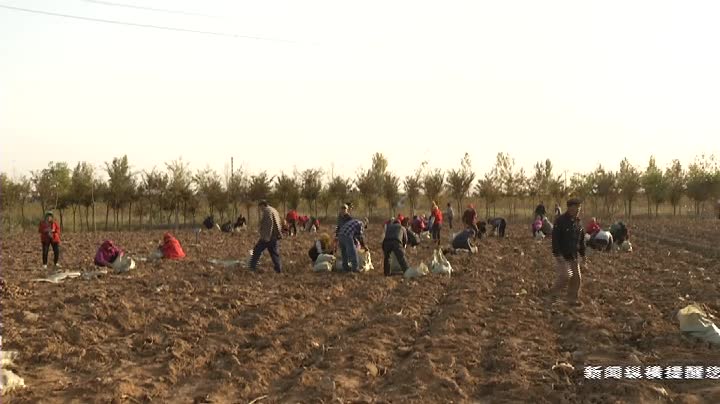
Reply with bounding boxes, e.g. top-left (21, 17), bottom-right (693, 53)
top-left (586, 217), bottom-right (601, 236)
top-left (430, 202), bottom-right (443, 247)
top-left (38, 211), bottom-right (61, 269)
top-left (286, 209), bottom-right (299, 236)
top-left (158, 232), bottom-right (185, 260)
